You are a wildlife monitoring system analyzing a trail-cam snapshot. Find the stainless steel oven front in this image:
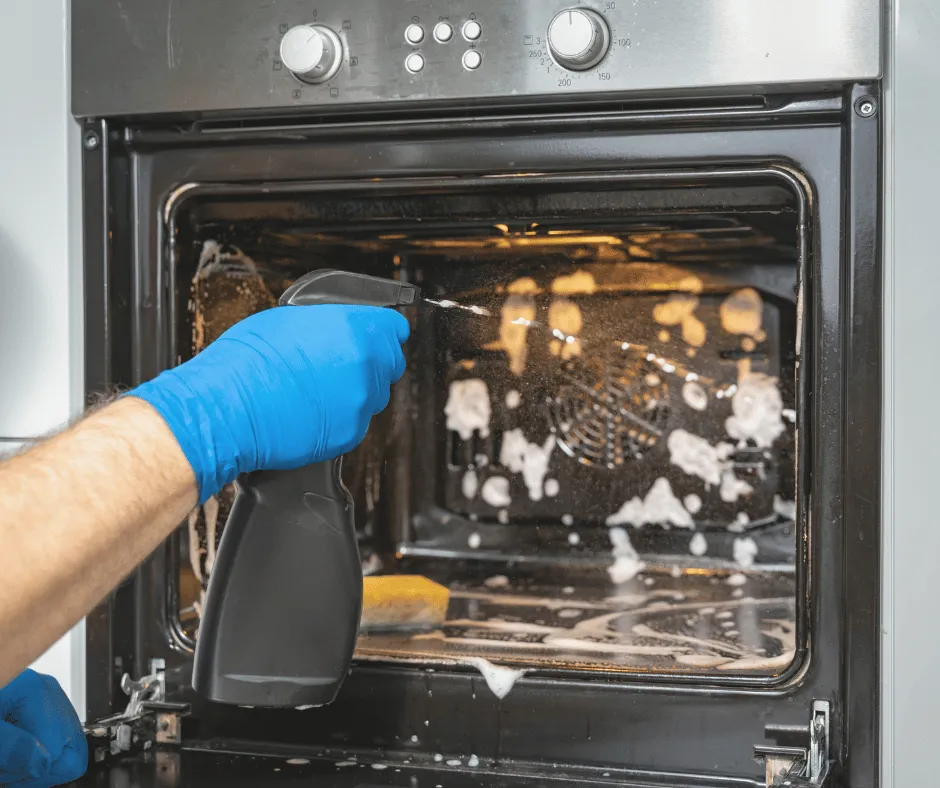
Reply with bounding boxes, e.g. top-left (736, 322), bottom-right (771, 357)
top-left (72, 2), bottom-right (882, 786)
